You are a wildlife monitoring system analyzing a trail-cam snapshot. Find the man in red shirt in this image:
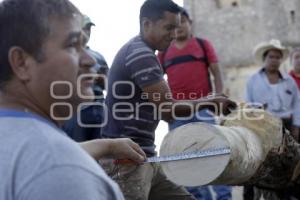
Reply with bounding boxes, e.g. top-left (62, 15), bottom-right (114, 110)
top-left (157, 8), bottom-right (224, 130)
top-left (290, 48), bottom-right (300, 90)
top-left (158, 7), bottom-right (230, 200)
top-left (158, 9), bottom-right (223, 101)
